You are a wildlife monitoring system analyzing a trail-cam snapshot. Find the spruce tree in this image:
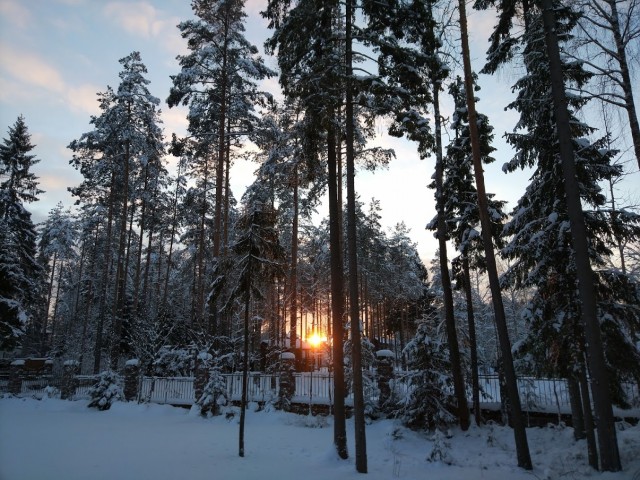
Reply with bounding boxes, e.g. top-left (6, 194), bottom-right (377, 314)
top-left (438, 75), bottom-right (507, 425)
top-left (495, 3), bottom-right (639, 470)
top-left (229, 199), bottom-right (284, 457)
top-left (0, 116), bottom-right (44, 352)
